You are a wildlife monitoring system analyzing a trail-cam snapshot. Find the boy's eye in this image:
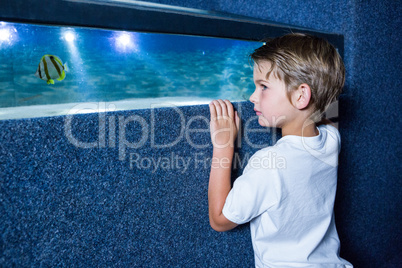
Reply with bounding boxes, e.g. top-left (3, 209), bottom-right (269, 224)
top-left (261, 85), bottom-right (268, 90)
